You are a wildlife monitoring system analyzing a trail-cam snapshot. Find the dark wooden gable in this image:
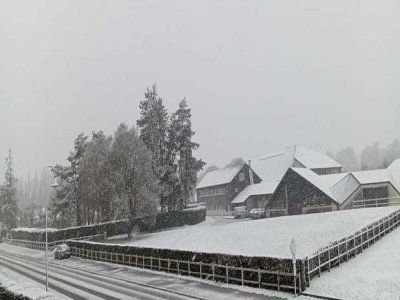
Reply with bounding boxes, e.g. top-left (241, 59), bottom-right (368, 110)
top-left (268, 168), bottom-right (338, 215)
top-left (226, 164), bottom-right (262, 203)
